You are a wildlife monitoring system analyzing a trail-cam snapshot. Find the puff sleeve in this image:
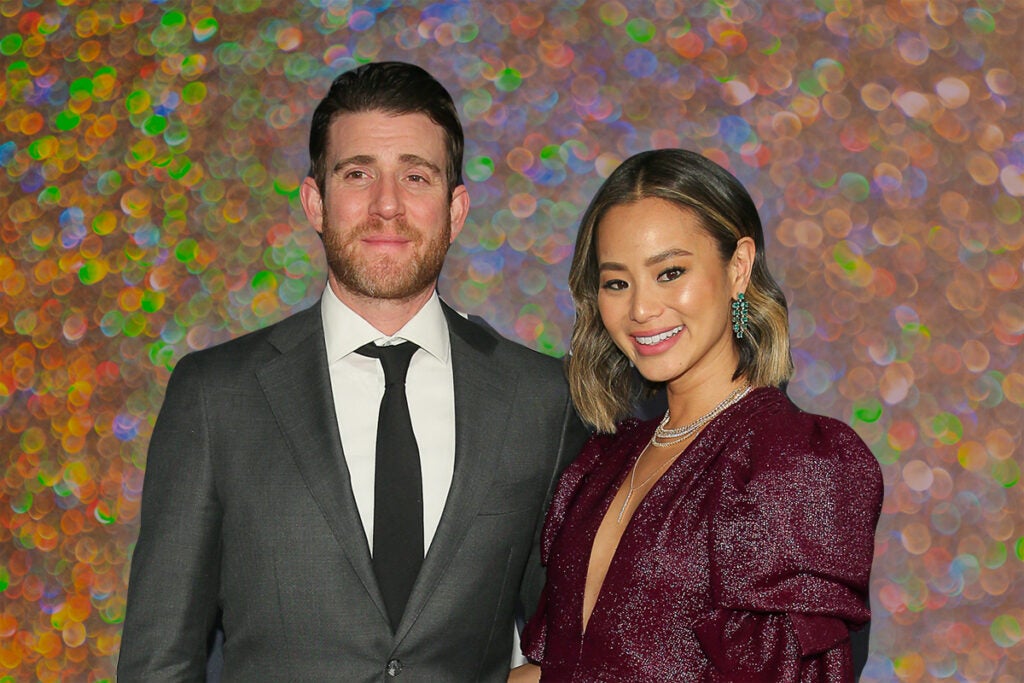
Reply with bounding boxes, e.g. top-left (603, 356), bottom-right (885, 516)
top-left (693, 413), bottom-right (883, 682)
